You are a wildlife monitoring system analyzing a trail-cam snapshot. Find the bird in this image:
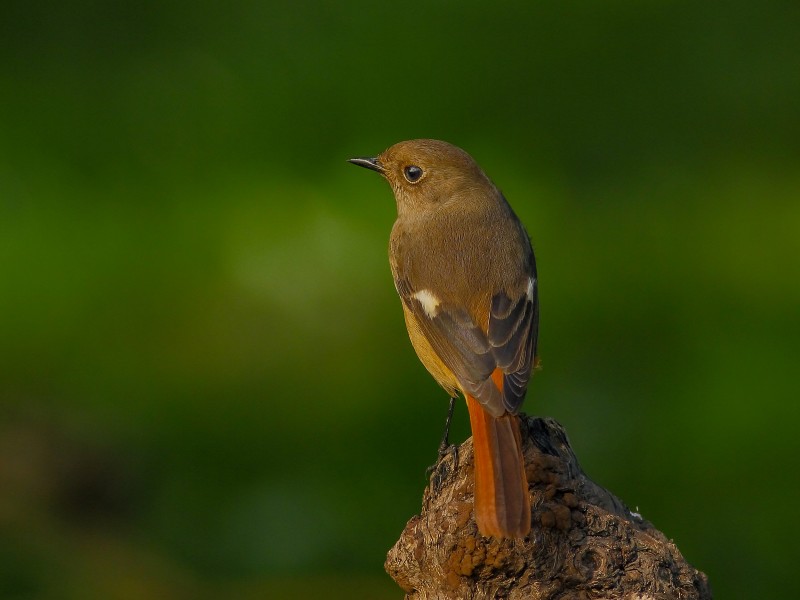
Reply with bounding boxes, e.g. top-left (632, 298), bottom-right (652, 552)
top-left (348, 139), bottom-right (538, 539)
